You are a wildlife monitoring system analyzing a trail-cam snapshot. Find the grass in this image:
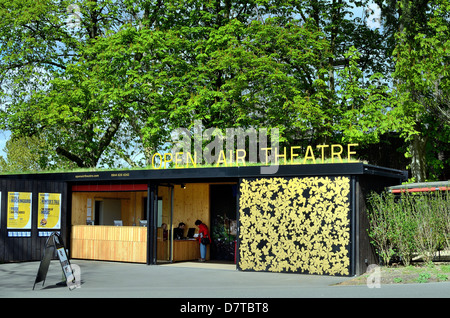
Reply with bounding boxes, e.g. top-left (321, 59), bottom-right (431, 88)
top-left (338, 262), bottom-right (450, 286)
